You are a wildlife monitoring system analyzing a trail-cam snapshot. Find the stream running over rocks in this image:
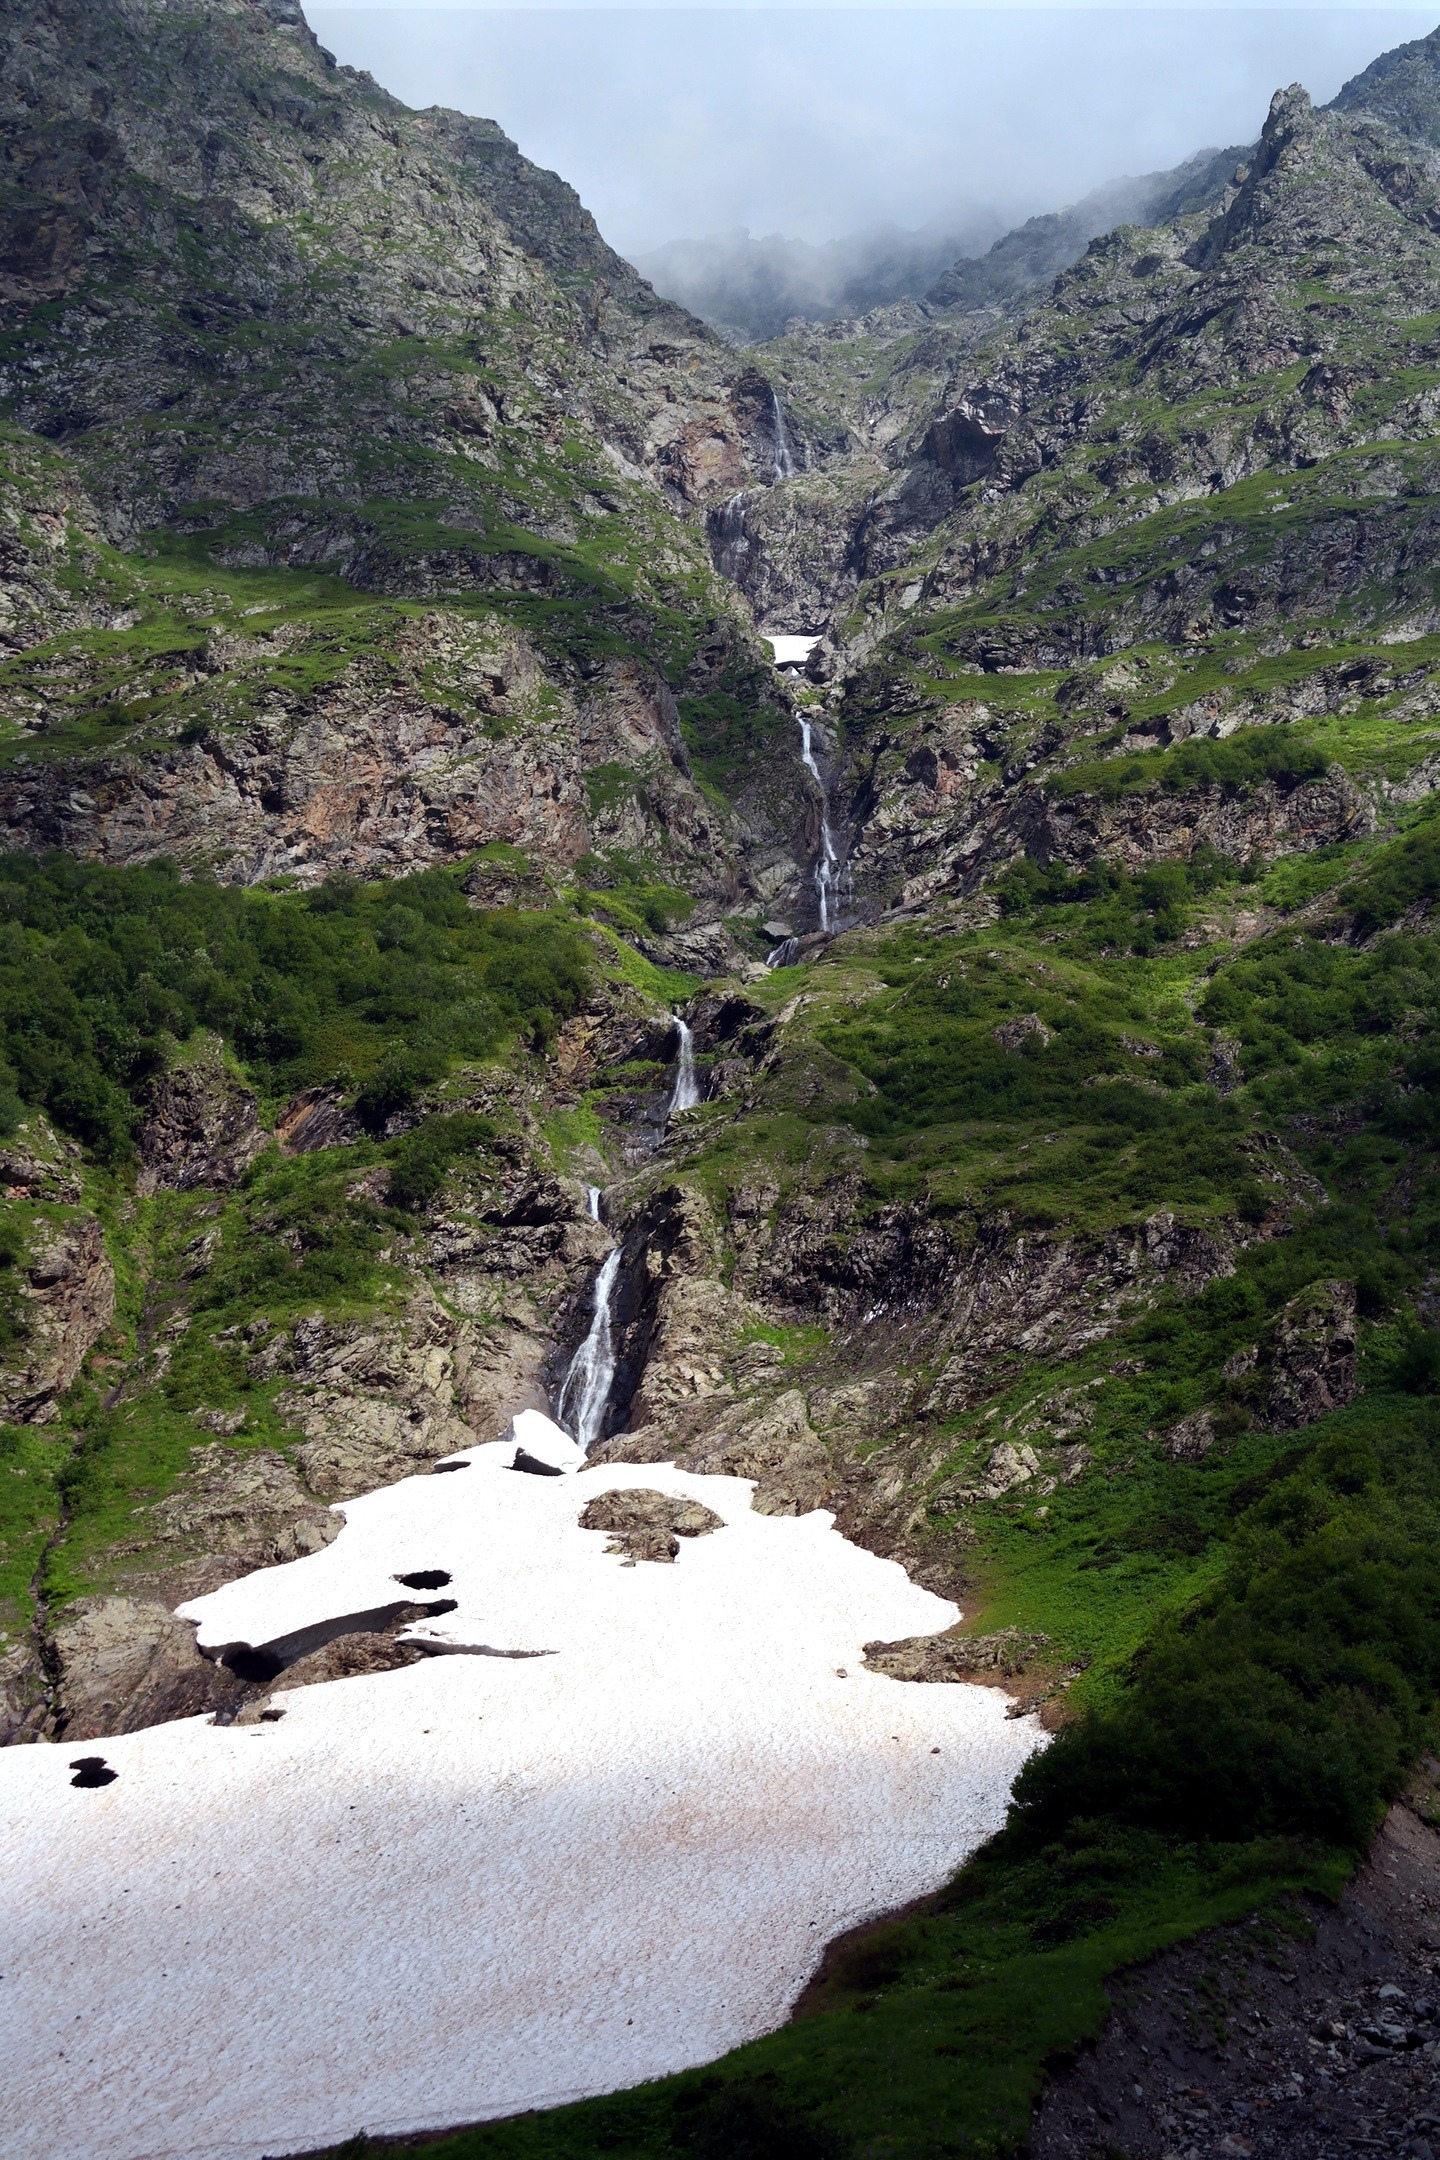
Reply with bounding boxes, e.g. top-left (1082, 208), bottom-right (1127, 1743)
top-left (799, 718), bottom-right (842, 933)
top-left (557, 1024), bottom-right (700, 1449)
top-left (668, 1015), bottom-right (701, 1115)
top-left (557, 1248), bottom-right (620, 1453)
